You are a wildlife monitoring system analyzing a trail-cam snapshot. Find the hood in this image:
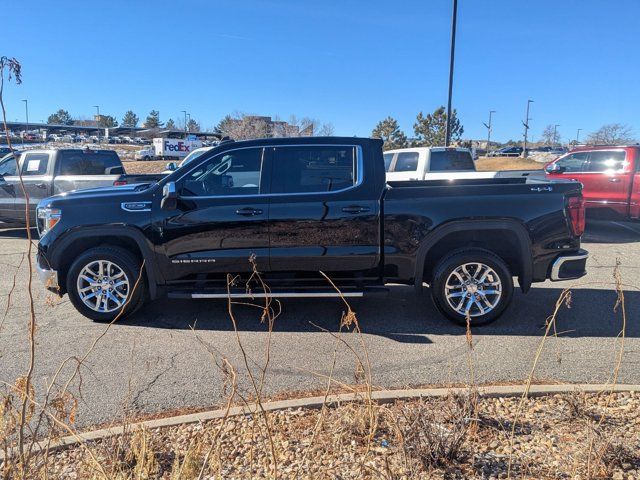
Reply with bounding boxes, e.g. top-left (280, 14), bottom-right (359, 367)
top-left (38, 183), bottom-right (154, 208)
